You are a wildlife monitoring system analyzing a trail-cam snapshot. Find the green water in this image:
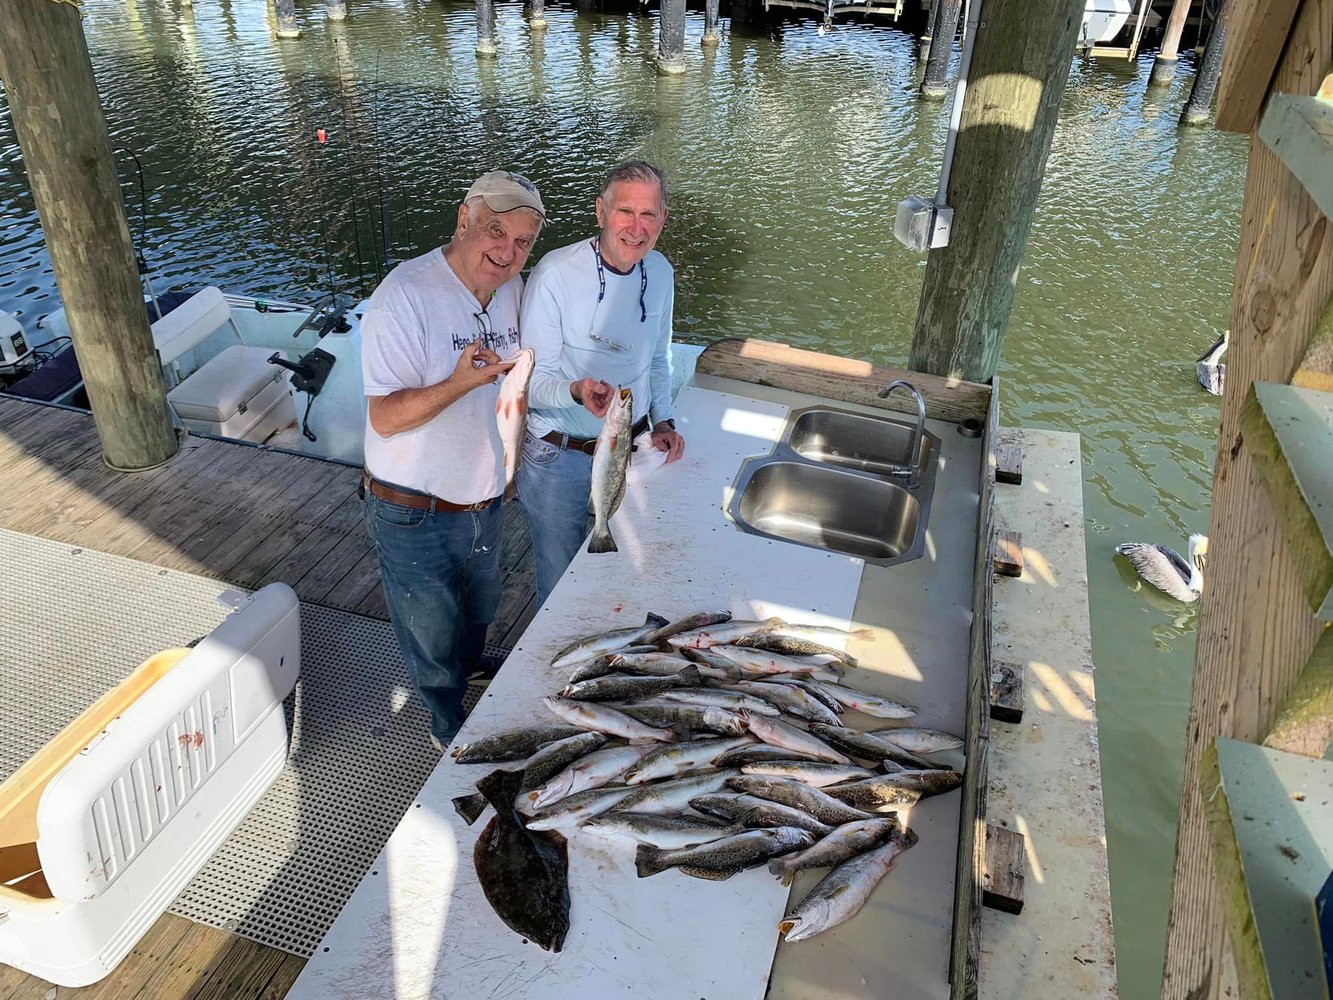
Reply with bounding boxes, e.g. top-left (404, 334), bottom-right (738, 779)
top-left (0, 3), bottom-right (1246, 994)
